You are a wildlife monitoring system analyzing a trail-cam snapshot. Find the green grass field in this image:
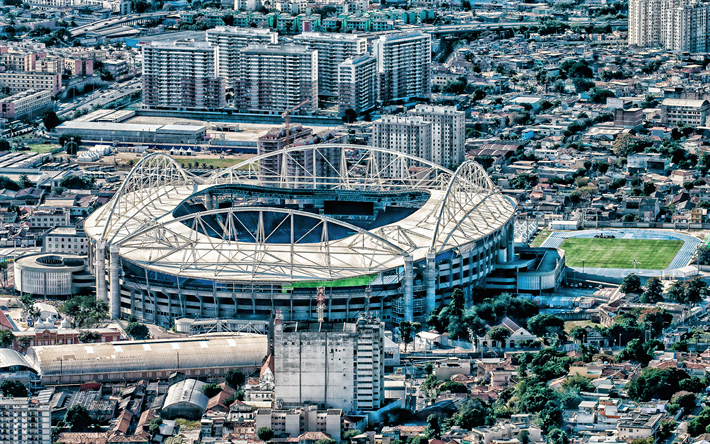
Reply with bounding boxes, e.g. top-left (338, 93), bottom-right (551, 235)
top-left (530, 229), bottom-right (554, 247)
top-left (27, 143), bottom-right (60, 154)
top-left (172, 156), bottom-right (253, 170)
top-left (560, 238), bottom-right (683, 269)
